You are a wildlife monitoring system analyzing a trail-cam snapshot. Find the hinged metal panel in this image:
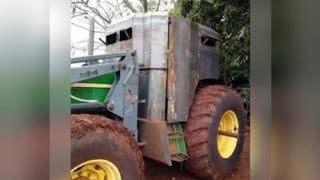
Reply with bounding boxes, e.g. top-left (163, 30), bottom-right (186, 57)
top-left (167, 15), bottom-right (220, 123)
